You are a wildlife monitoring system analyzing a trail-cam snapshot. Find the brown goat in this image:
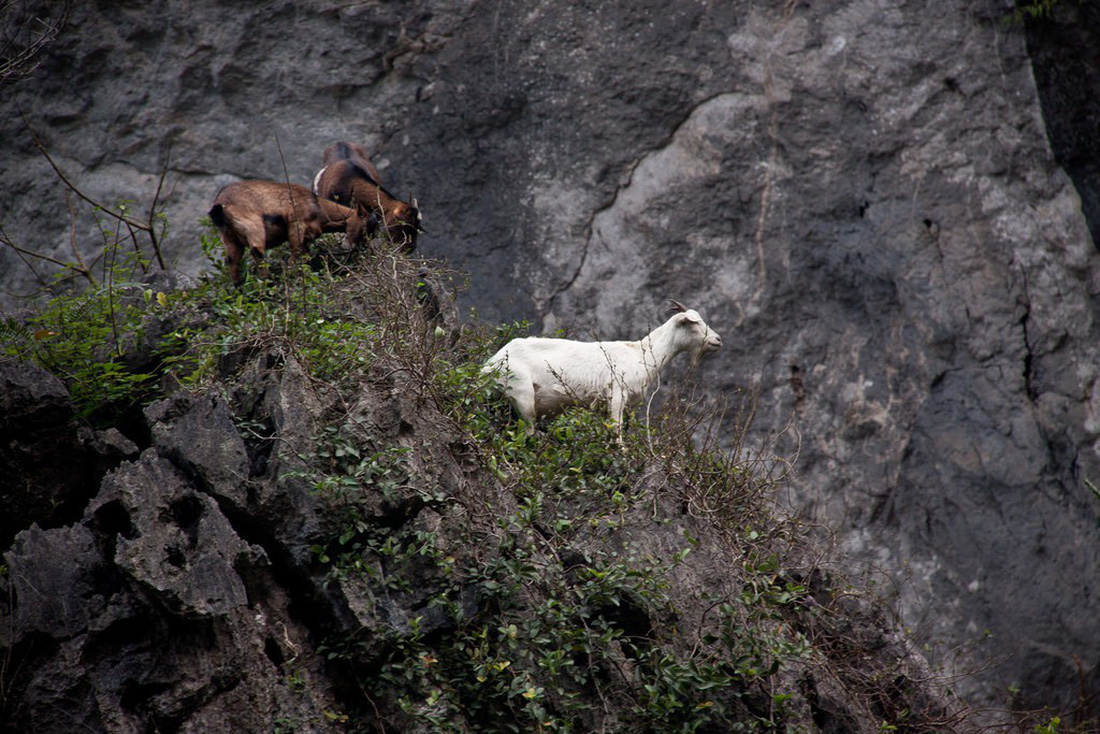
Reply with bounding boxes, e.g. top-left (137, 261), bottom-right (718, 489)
top-left (313, 142), bottom-right (423, 251)
top-left (208, 180), bottom-right (364, 284)
top-left (320, 141), bottom-right (382, 183)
